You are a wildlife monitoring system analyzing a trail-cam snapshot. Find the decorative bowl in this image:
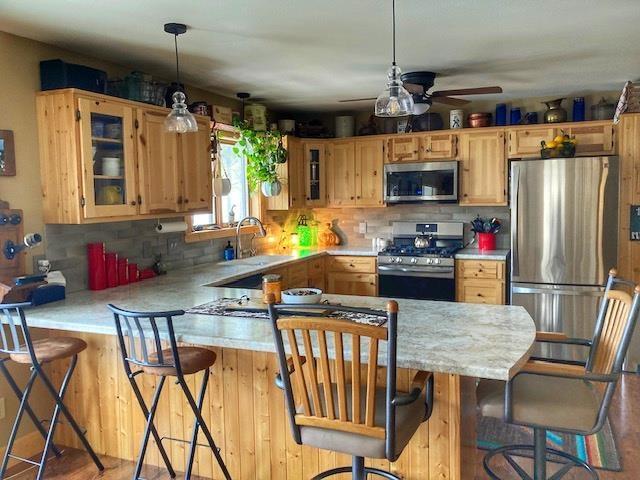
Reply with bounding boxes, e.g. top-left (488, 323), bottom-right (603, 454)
top-left (281, 288), bottom-right (323, 304)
